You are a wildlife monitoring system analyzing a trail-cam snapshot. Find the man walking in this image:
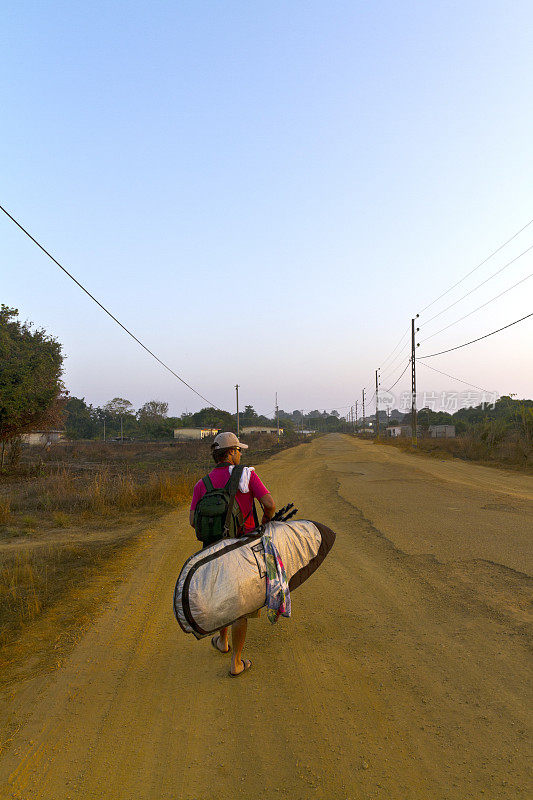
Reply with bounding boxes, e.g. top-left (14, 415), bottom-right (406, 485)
top-left (189, 432), bottom-right (275, 676)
